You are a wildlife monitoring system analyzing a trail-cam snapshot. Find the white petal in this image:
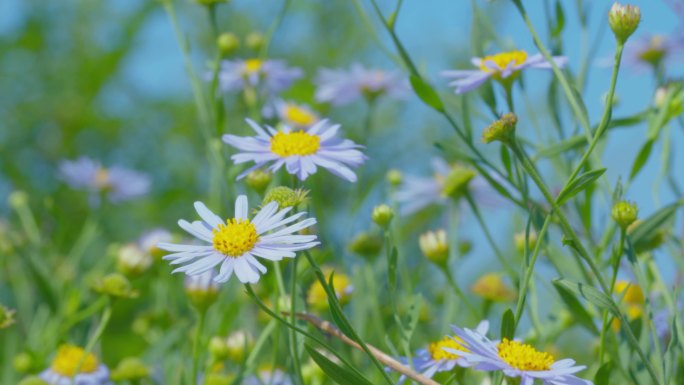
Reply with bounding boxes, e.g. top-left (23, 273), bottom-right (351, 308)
top-left (178, 219), bottom-right (212, 242)
top-left (214, 259), bottom-right (235, 283)
top-left (235, 195), bottom-right (249, 220)
top-left (194, 201), bottom-right (223, 228)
